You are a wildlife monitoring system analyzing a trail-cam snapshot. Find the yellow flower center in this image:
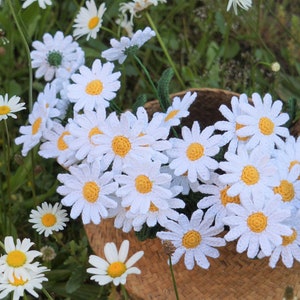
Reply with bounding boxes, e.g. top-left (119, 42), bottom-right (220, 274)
top-left (6, 250), bottom-right (27, 267)
top-left (186, 143), bottom-right (204, 161)
top-left (57, 131), bottom-right (70, 151)
top-left (0, 105), bottom-right (10, 115)
top-left (258, 117), bottom-right (274, 135)
top-left (273, 180), bottom-right (295, 202)
top-left (83, 181), bottom-right (100, 203)
top-left (9, 274), bottom-right (28, 286)
top-left (149, 202), bottom-right (159, 212)
top-left (282, 229), bottom-right (297, 246)
top-left (220, 186), bottom-right (241, 206)
top-left (164, 109), bottom-right (179, 122)
top-left (32, 117), bottom-right (42, 135)
top-left (135, 175), bottom-right (153, 194)
top-left (85, 79), bottom-right (103, 95)
top-left (88, 127), bottom-right (103, 144)
top-left (112, 135), bottom-right (131, 157)
top-left (88, 16), bottom-right (100, 30)
top-left (182, 230), bottom-right (201, 249)
top-left (235, 123), bottom-right (249, 141)
top-left (241, 165), bottom-right (260, 185)
top-left (41, 213), bottom-right (57, 227)
top-left (107, 261), bottom-right (127, 278)
top-left (247, 212), bottom-right (268, 233)
top-left (289, 160), bottom-right (300, 170)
